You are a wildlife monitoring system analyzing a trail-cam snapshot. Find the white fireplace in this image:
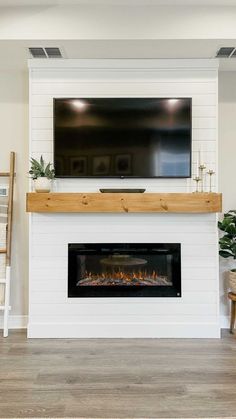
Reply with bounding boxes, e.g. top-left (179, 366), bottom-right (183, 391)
top-left (28, 58), bottom-right (220, 338)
